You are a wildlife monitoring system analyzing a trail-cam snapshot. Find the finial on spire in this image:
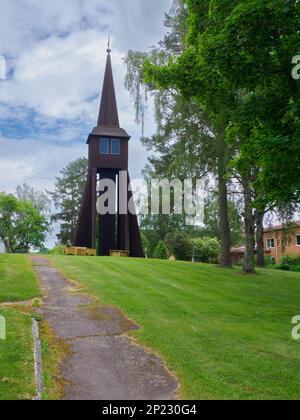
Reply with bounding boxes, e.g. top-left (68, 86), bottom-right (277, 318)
top-left (97, 38), bottom-right (119, 128)
top-left (107, 35), bottom-right (111, 54)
